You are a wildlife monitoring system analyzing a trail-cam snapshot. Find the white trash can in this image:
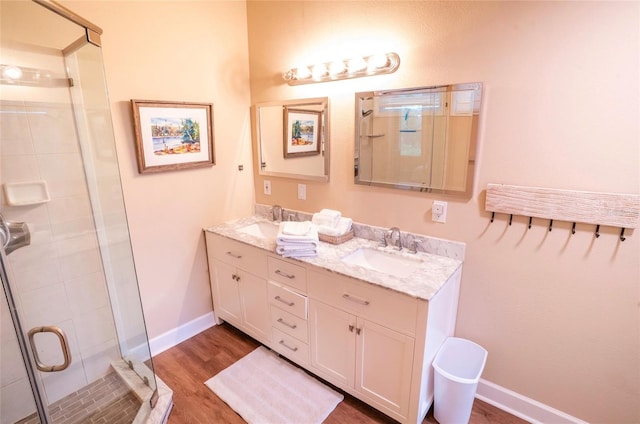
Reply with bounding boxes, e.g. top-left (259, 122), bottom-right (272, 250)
top-left (432, 337), bottom-right (488, 424)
